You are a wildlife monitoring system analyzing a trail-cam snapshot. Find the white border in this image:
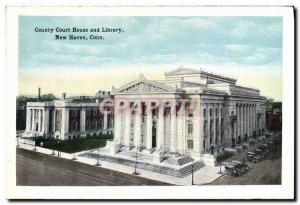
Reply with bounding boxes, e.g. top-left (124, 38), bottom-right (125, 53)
top-left (5, 6), bottom-right (294, 199)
